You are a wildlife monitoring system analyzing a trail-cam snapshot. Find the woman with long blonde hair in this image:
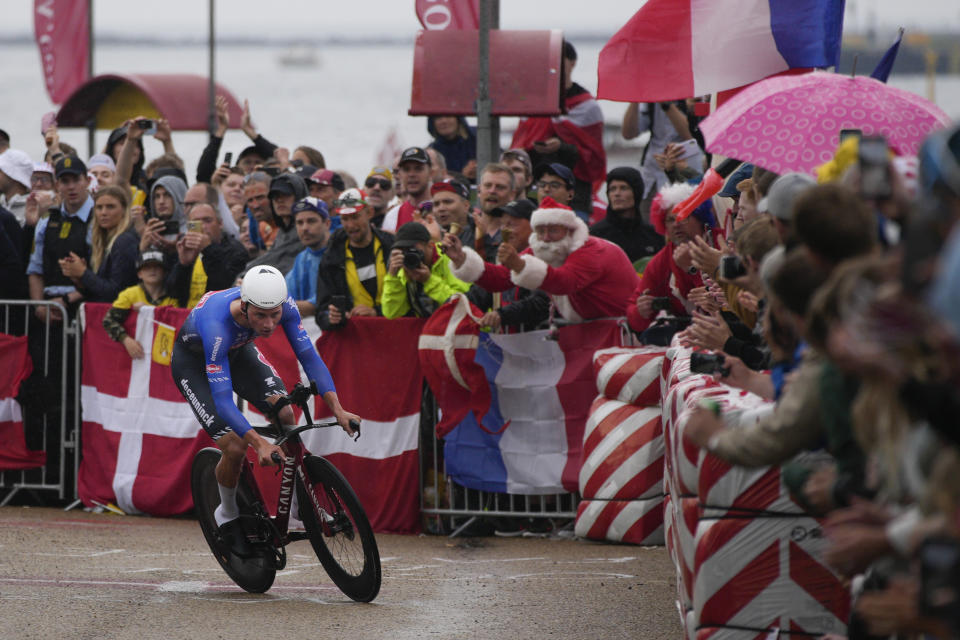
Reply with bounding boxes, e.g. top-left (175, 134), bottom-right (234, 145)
top-left (59, 184), bottom-right (141, 302)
